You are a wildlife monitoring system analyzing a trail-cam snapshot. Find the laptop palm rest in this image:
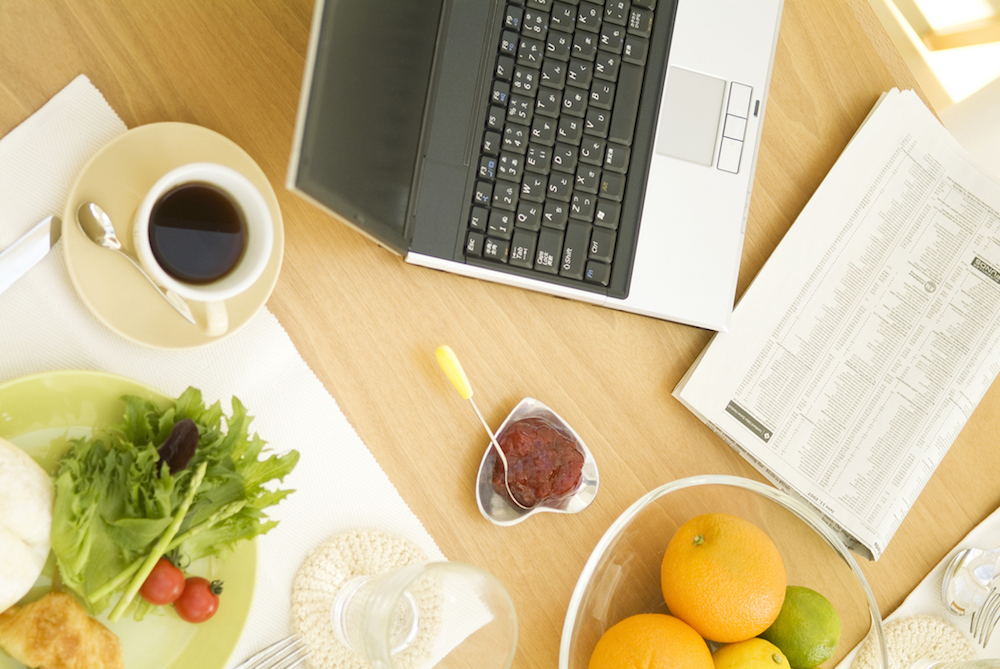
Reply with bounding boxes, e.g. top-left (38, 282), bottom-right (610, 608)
top-left (655, 66), bottom-right (727, 166)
